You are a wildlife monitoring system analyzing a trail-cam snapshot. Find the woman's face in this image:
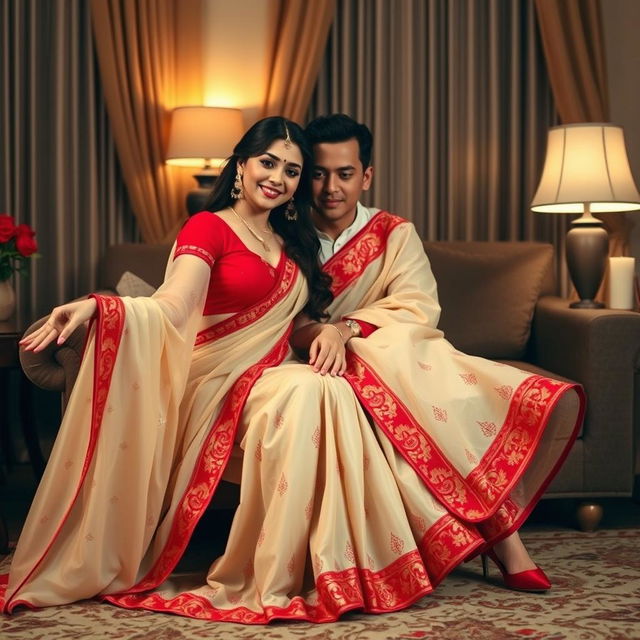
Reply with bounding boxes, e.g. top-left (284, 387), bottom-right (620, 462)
top-left (238, 139), bottom-right (303, 213)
